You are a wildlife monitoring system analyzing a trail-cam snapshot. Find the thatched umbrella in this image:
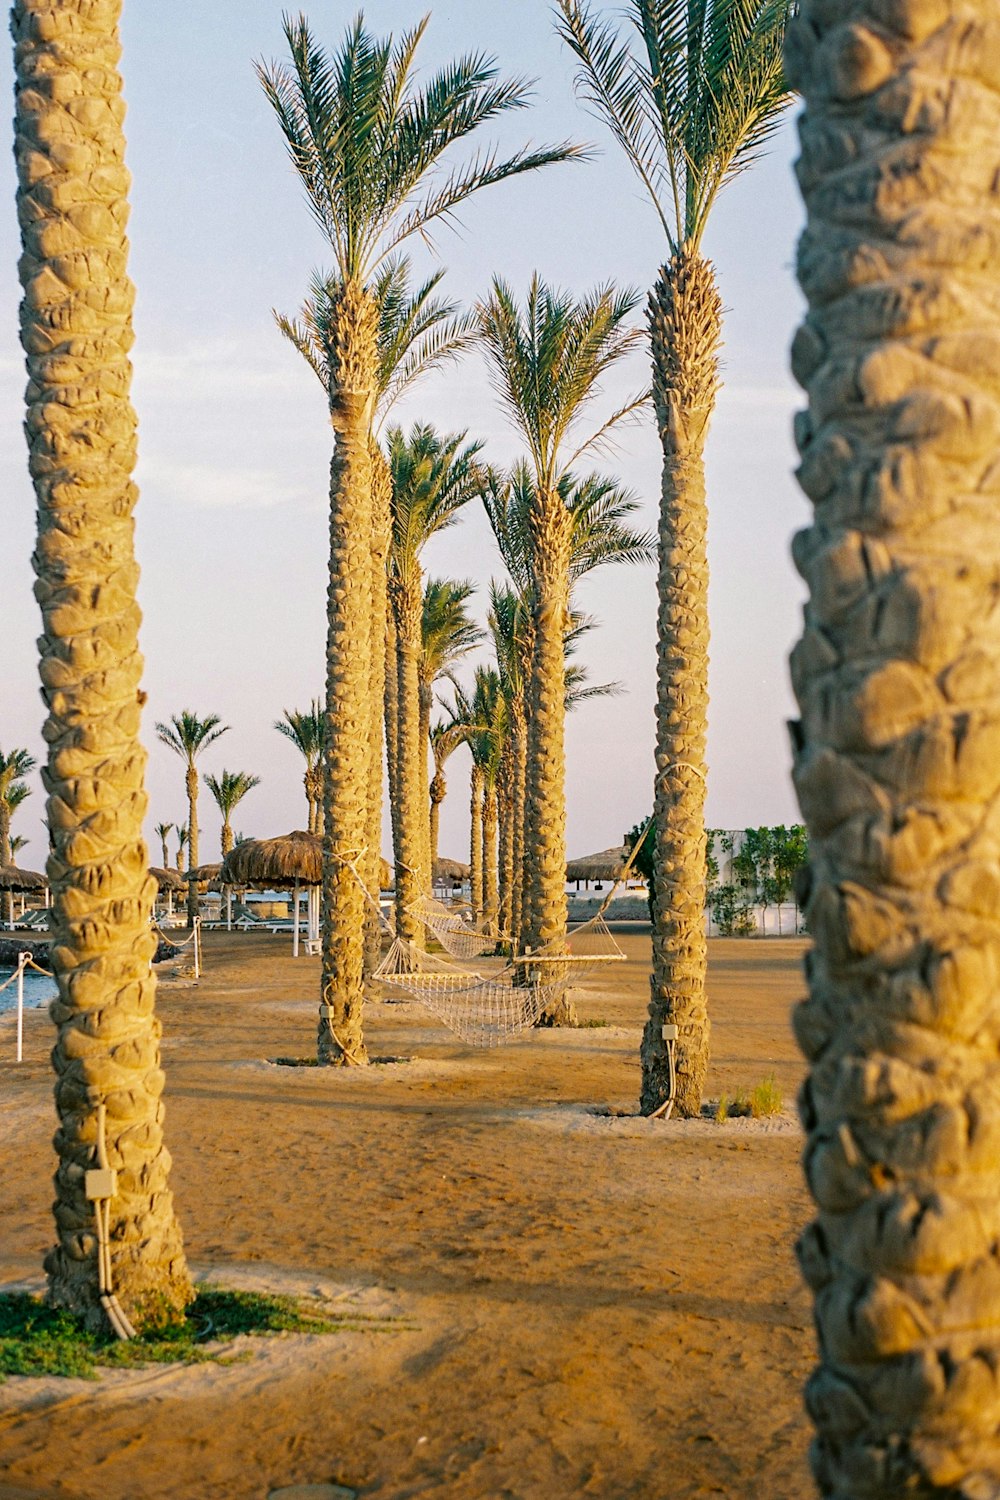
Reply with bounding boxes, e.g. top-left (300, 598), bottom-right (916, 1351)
top-left (149, 865), bottom-right (182, 922)
top-left (0, 864), bottom-right (47, 927)
top-left (565, 846), bottom-right (628, 889)
top-left (186, 861), bottom-right (222, 886)
top-left (222, 831), bottom-right (322, 956)
top-left (433, 856), bottom-right (471, 886)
